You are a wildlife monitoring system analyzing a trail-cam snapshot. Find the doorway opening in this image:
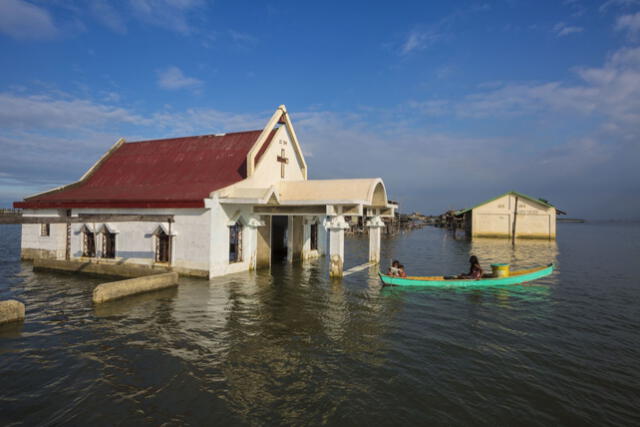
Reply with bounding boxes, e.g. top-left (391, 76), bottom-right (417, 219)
top-left (271, 215), bottom-right (288, 262)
